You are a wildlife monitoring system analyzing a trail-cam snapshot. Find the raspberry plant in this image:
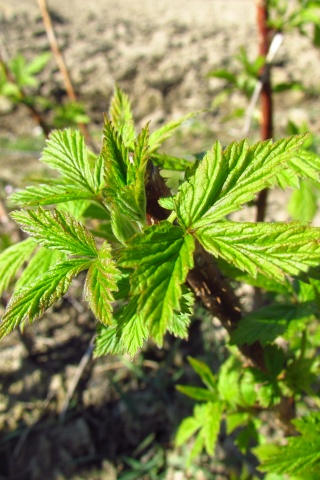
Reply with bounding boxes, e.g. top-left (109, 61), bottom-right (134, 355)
top-left (1, 87), bottom-right (320, 477)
